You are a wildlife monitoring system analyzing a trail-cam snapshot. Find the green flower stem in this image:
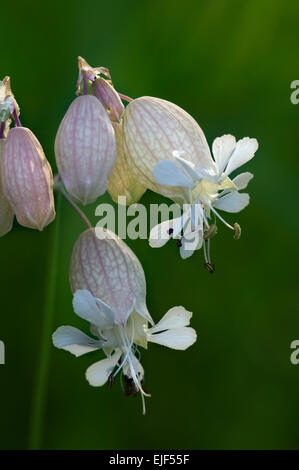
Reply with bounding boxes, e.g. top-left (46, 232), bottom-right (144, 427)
top-left (57, 181), bottom-right (92, 229)
top-left (28, 192), bottom-right (62, 449)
